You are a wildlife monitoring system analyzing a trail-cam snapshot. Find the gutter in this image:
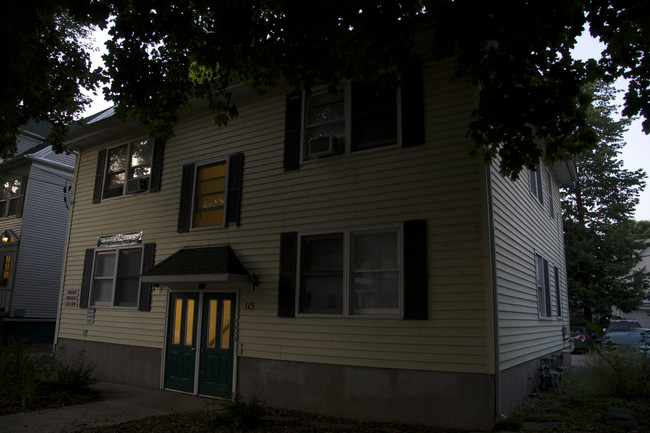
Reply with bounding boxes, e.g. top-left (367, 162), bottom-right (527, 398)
top-left (485, 163), bottom-right (506, 423)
